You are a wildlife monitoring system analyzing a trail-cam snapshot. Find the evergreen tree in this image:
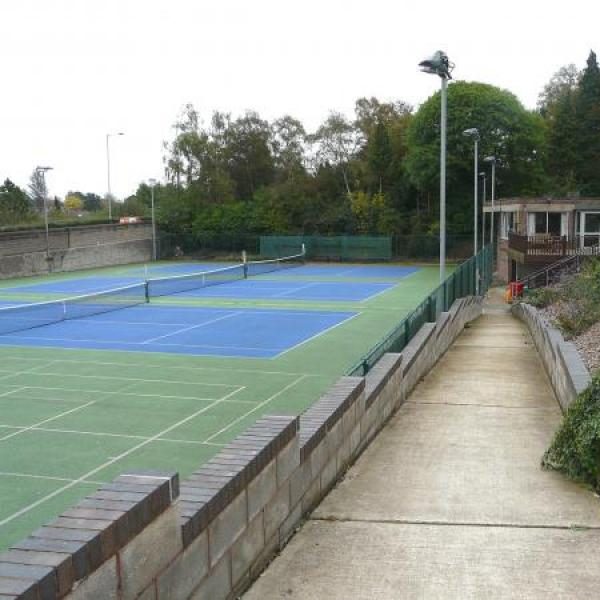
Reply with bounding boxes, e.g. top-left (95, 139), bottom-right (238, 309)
top-left (366, 121), bottom-right (393, 194)
top-left (576, 51), bottom-right (600, 194)
top-left (547, 86), bottom-right (579, 191)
